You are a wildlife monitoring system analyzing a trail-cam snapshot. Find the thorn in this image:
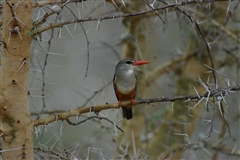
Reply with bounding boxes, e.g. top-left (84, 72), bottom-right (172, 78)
top-left (12, 79), bottom-right (17, 84)
top-left (51, 5), bottom-right (62, 14)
